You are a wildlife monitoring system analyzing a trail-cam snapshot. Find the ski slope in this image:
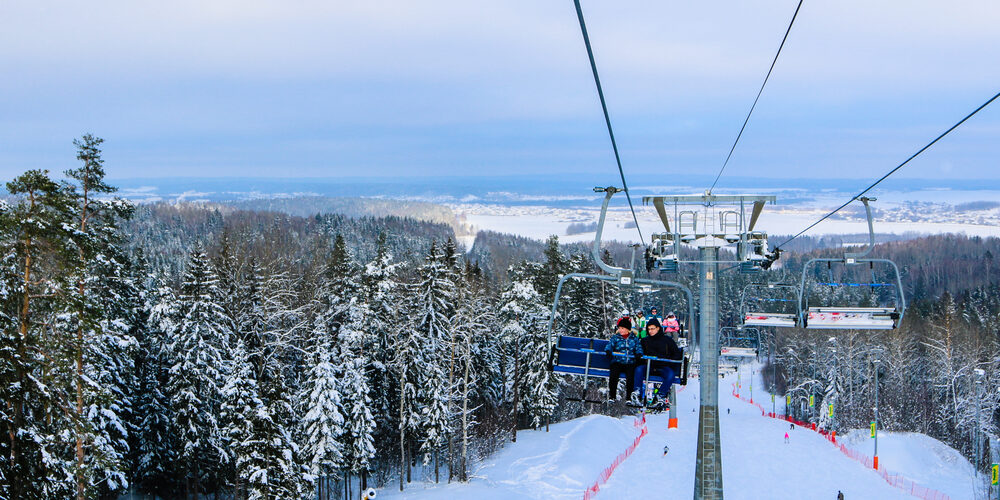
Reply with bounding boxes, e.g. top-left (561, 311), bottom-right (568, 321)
top-left (379, 367), bottom-right (972, 500)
